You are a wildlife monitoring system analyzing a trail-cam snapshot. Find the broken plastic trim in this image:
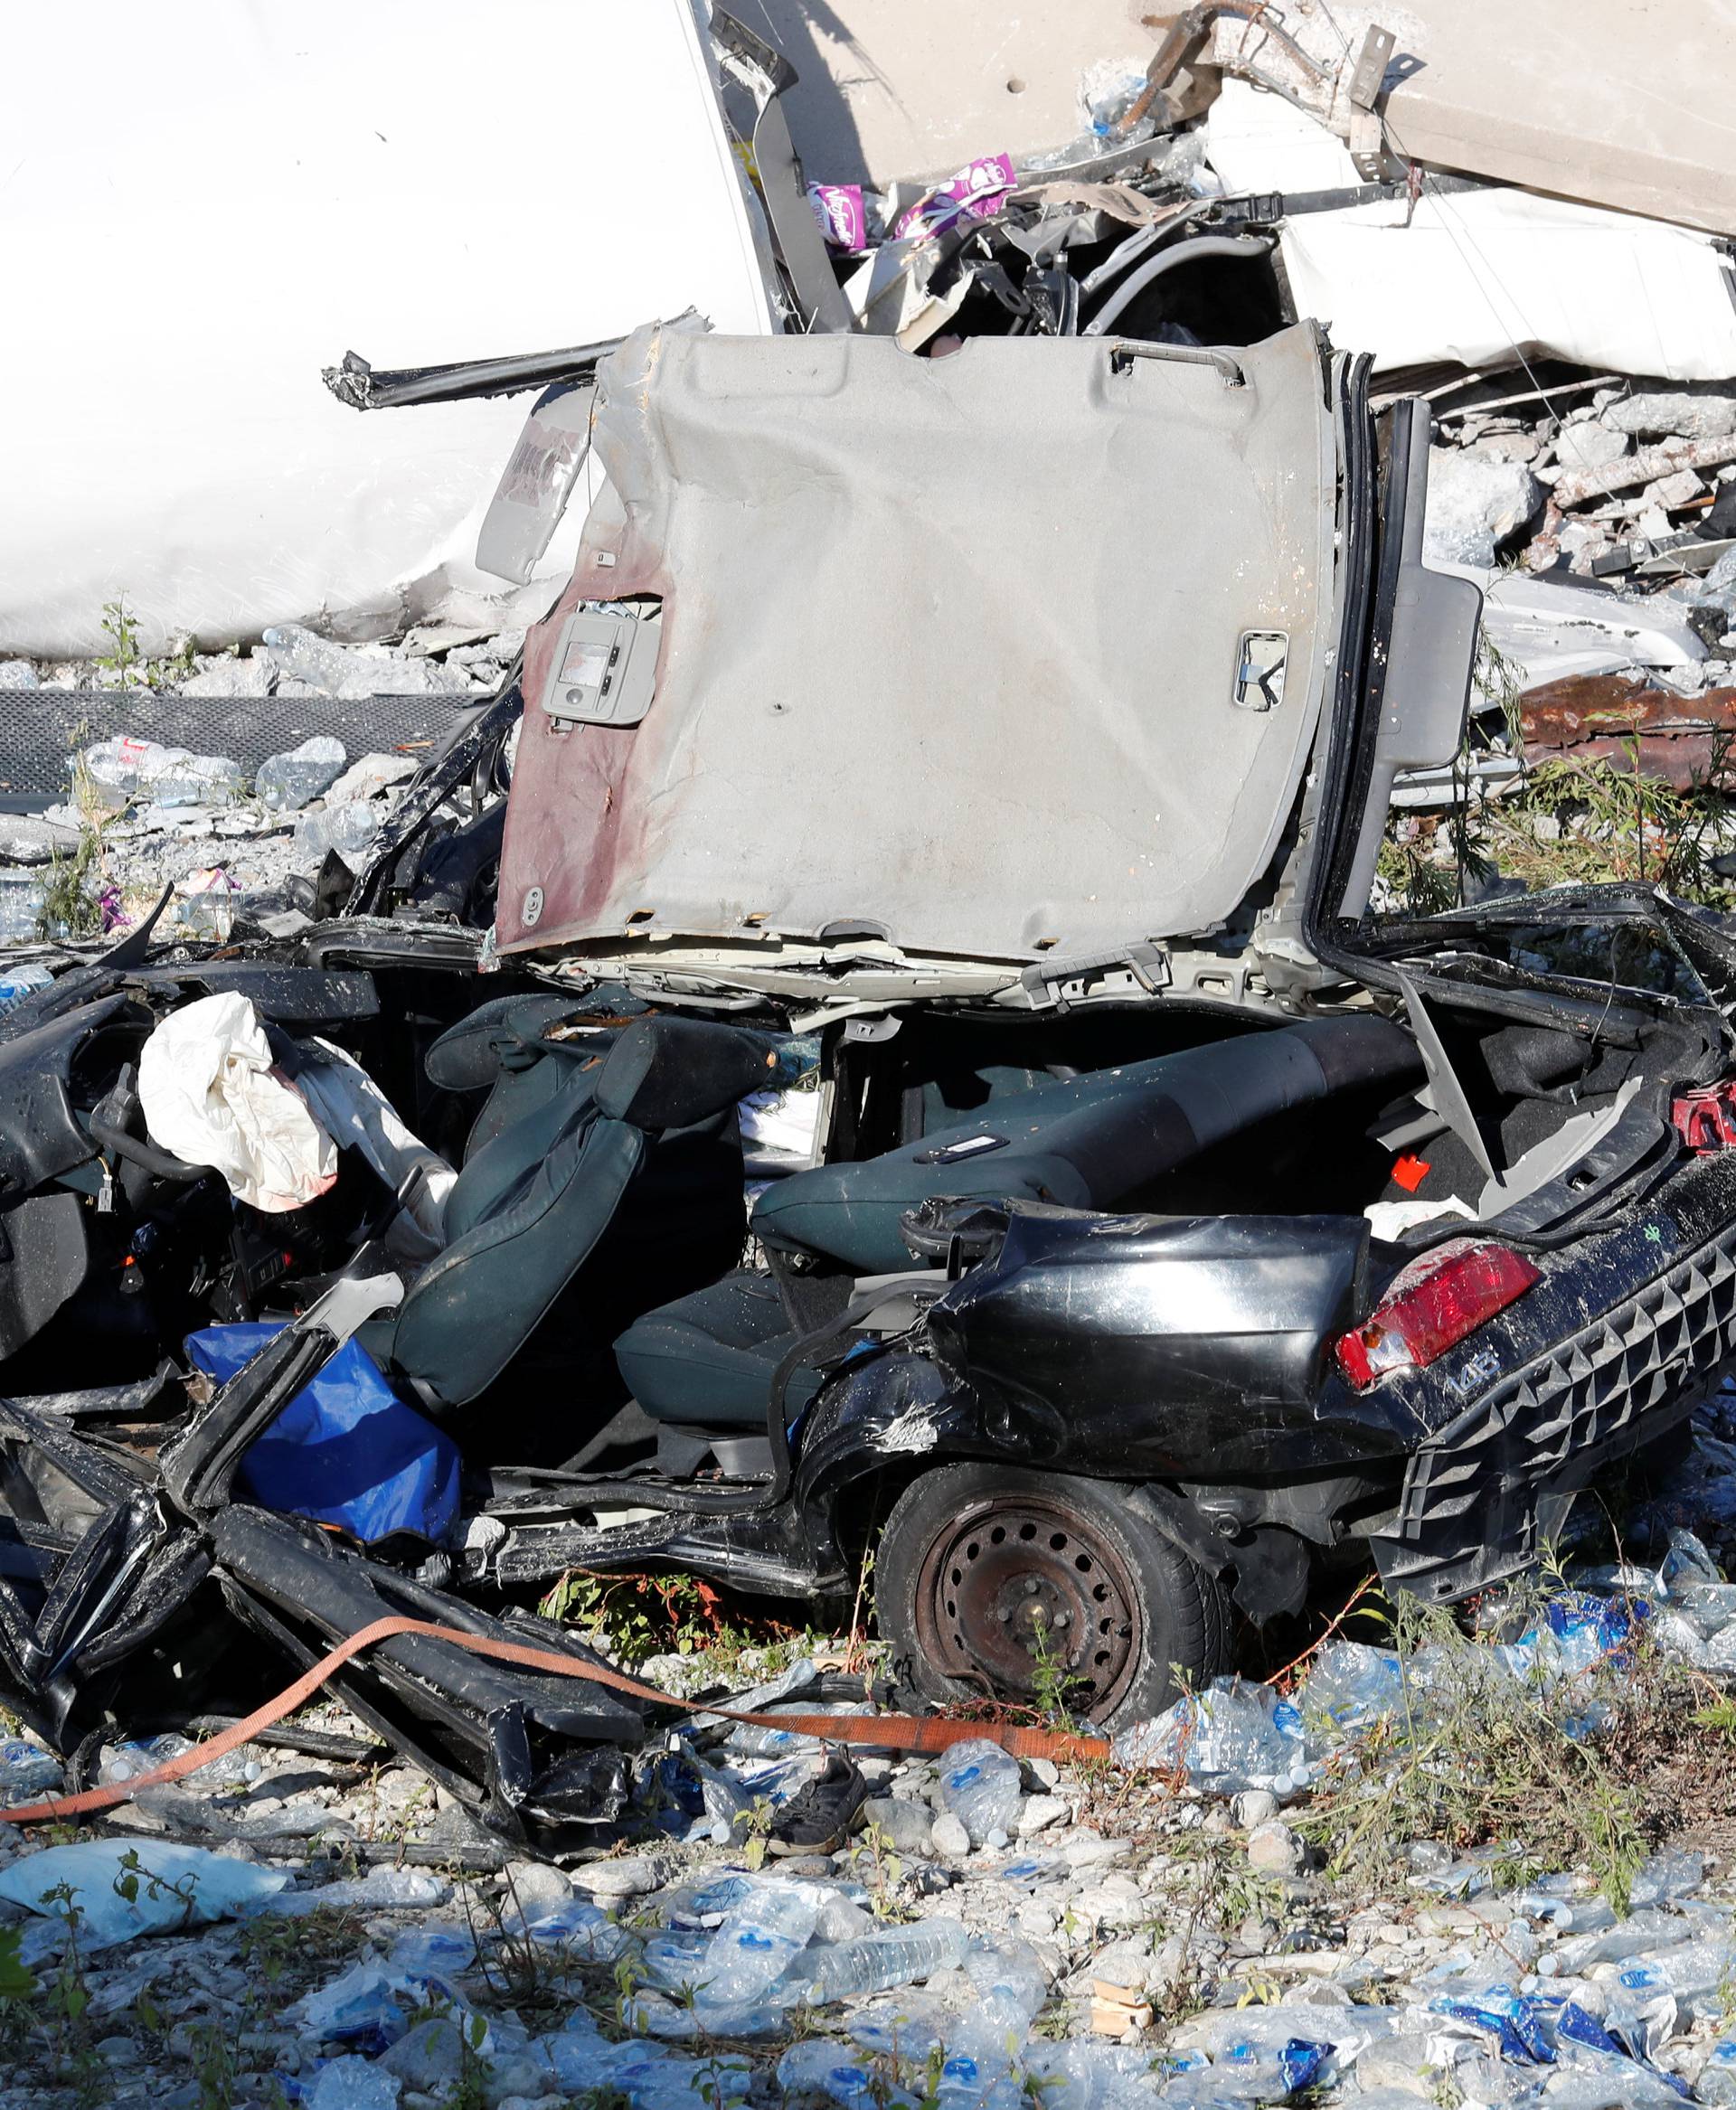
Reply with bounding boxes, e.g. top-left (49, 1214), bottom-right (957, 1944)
top-left (710, 9), bottom-right (853, 334)
top-left (159, 1275), bottom-right (402, 1519)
